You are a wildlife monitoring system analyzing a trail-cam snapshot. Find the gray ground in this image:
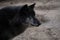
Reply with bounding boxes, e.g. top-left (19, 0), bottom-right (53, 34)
top-left (0, 0), bottom-right (60, 40)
